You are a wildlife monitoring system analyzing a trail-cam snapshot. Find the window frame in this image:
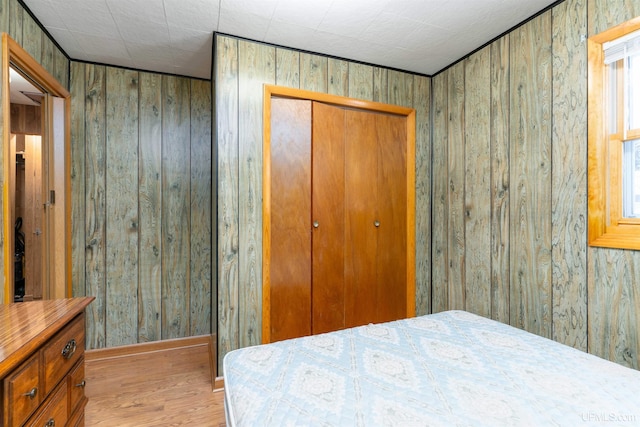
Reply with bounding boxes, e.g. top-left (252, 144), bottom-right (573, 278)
top-left (588, 16), bottom-right (640, 250)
